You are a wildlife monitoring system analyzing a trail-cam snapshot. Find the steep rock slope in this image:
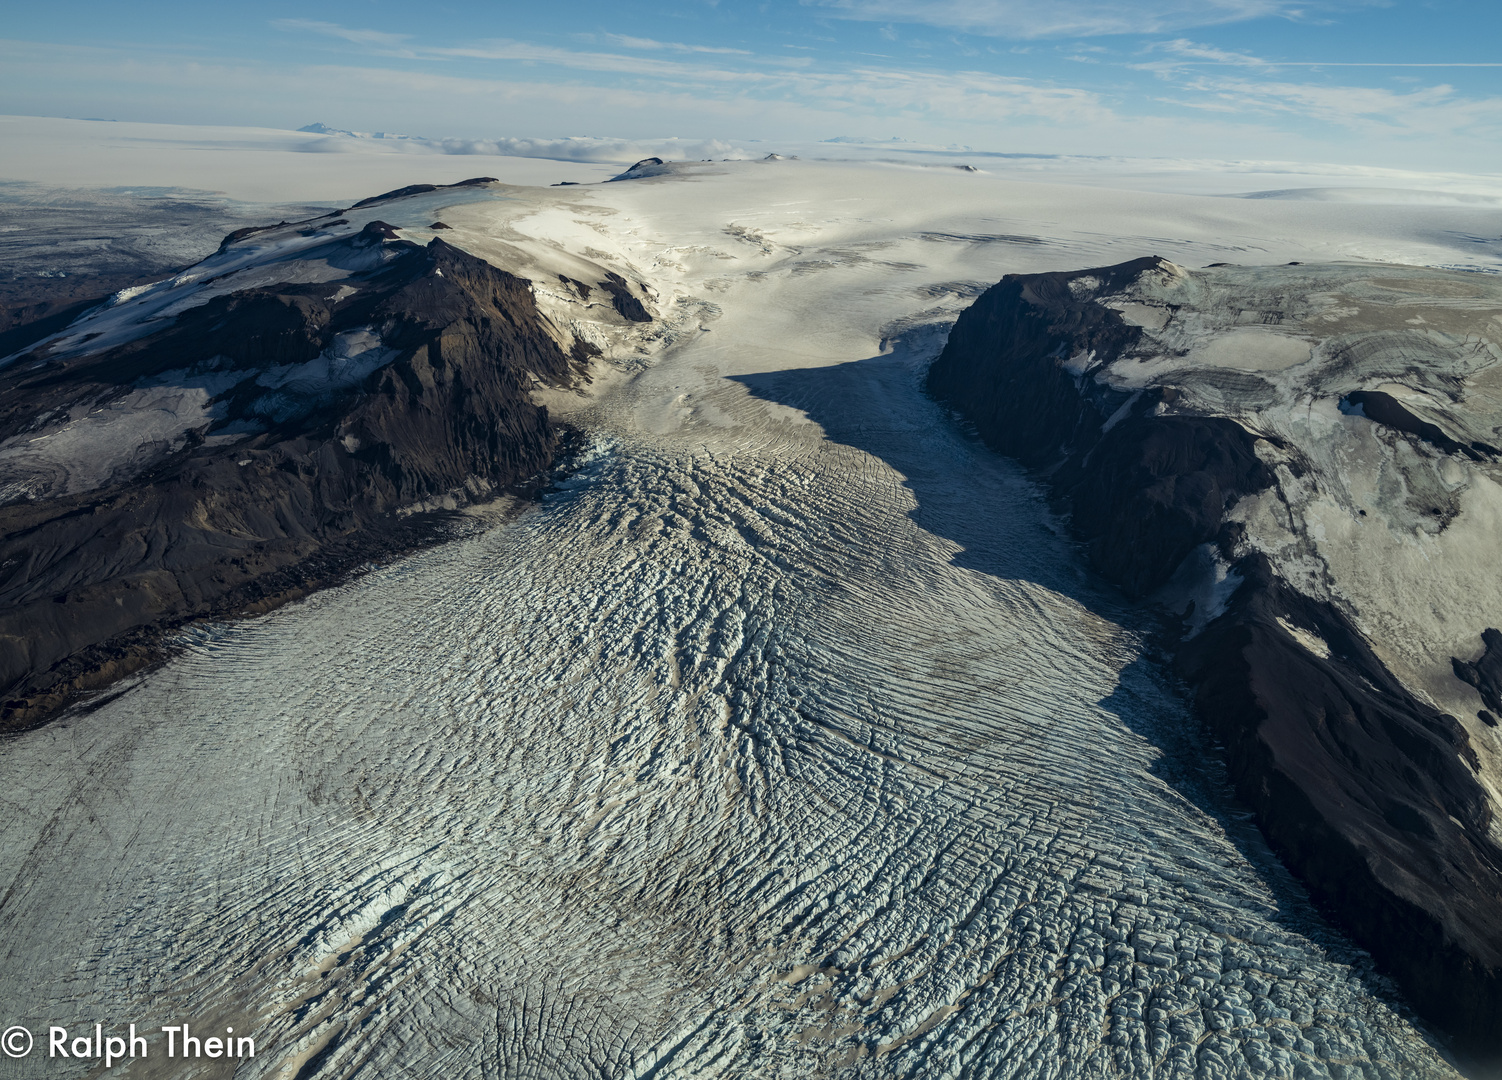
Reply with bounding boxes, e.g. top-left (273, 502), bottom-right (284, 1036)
top-left (0, 191), bottom-right (651, 727)
top-left (928, 257), bottom-right (1502, 1063)
top-left (0, 182), bottom-right (334, 359)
